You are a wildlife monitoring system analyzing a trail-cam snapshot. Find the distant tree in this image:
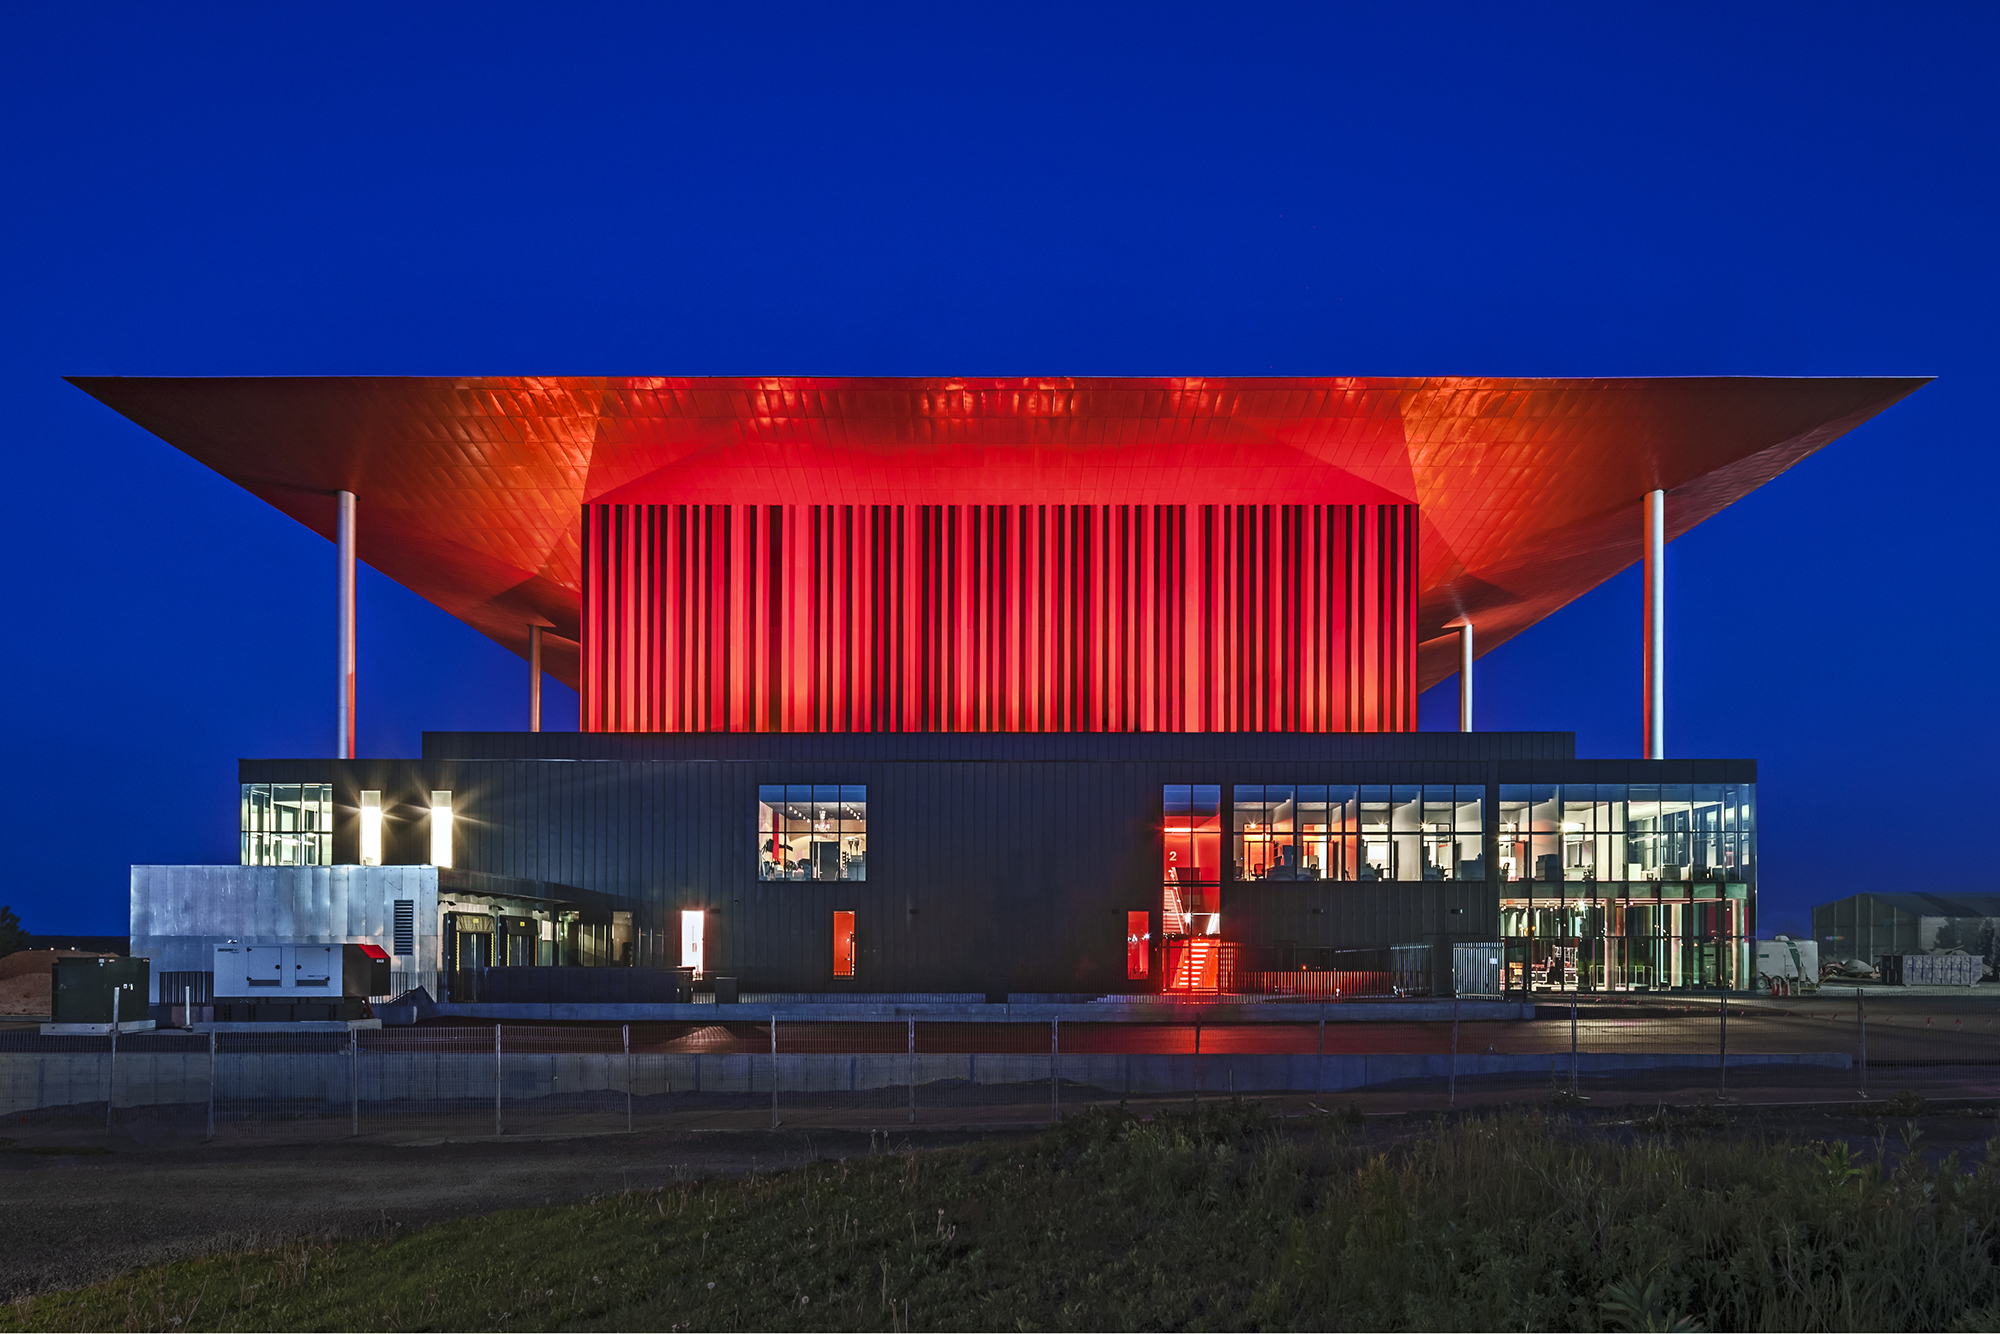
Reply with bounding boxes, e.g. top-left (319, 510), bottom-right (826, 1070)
top-left (0, 904), bottom-right (24, 957)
